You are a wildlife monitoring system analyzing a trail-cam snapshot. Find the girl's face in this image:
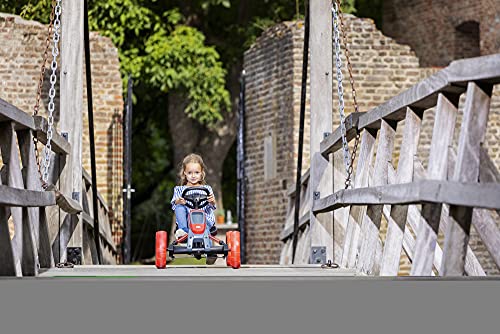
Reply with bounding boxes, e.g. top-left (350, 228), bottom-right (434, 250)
top-left (184, 162), bottom-right (203, 185)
